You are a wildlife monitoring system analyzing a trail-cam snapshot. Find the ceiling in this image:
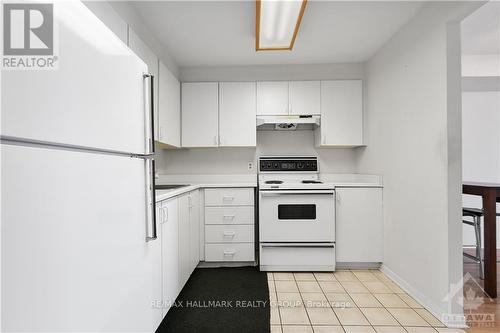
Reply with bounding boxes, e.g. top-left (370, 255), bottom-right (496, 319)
top-left (461, 1), bottom-right (500, 55)
top-left (130, 1), bottom-right (425, 68)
